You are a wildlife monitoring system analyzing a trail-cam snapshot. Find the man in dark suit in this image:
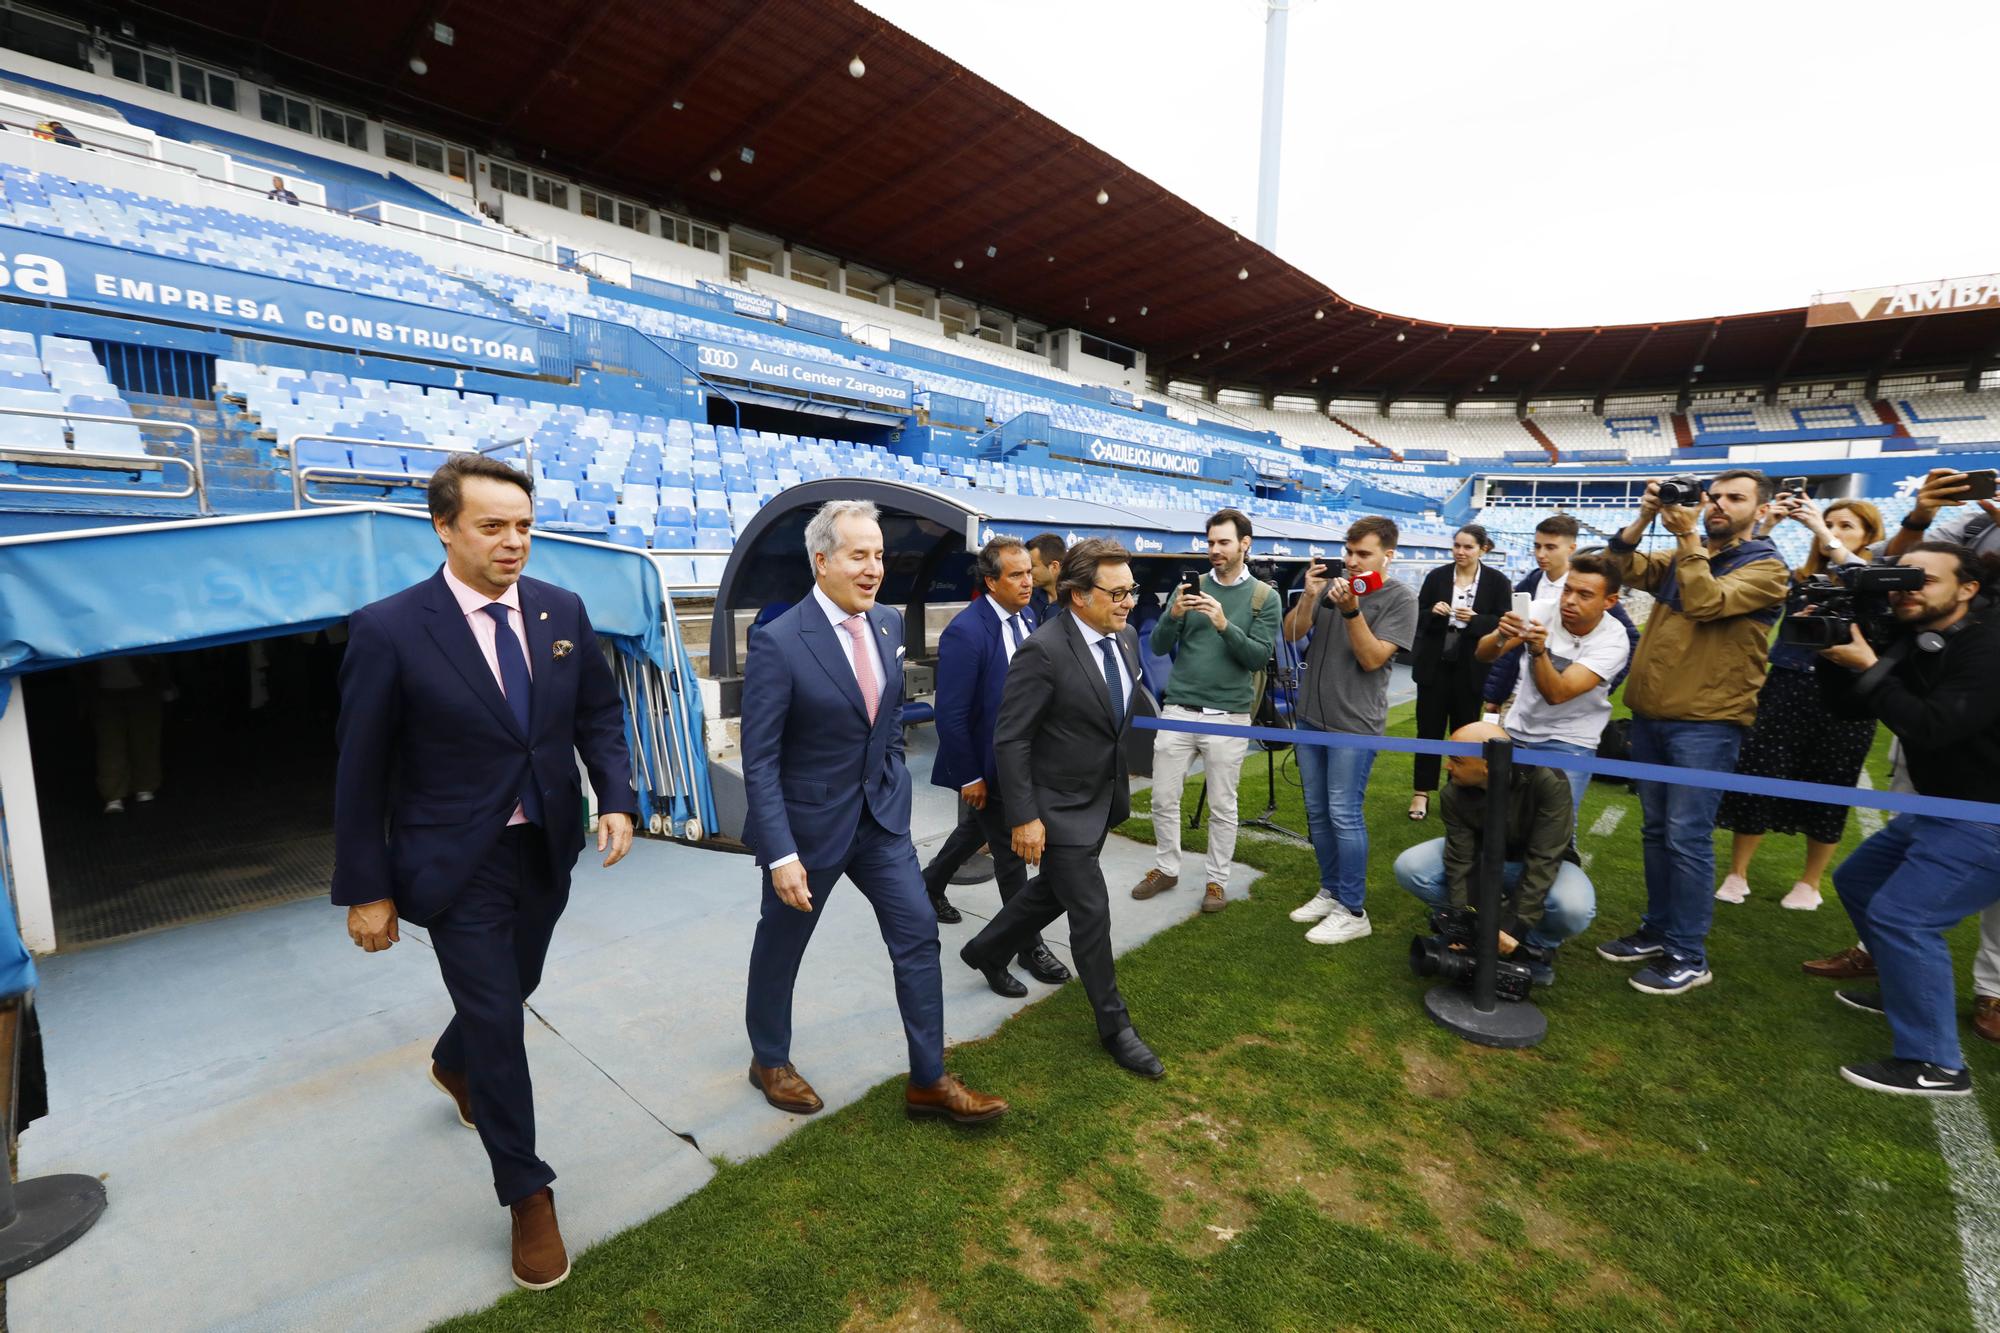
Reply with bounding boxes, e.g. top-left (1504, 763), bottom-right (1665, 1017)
top-left (1026, 531), bottom-right (1065, 624)
top-left (335, 453), bottom-right (636, 1291)
top-left (740, 499), bottom-right (1008, 1125)
top-left (926, 537), bottom-right (1071, 990)
top-left (960, 539), bottom-right (1165, 1079)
